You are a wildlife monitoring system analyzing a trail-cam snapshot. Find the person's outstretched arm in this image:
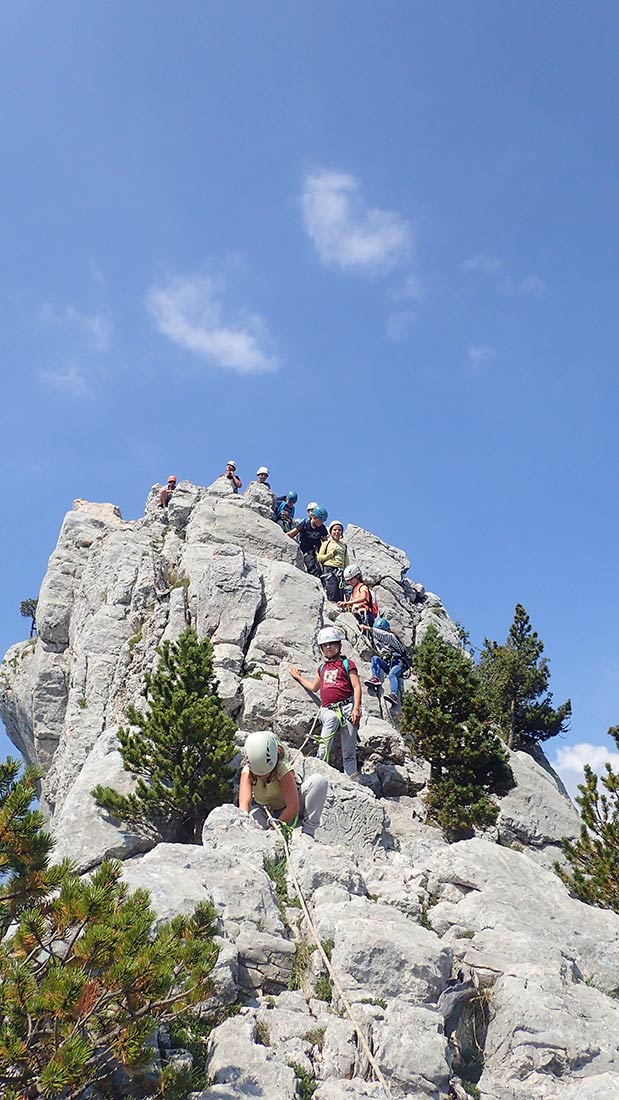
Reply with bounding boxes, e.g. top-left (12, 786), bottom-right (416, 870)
top-left (289, 667), bottom-right (320, 693)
